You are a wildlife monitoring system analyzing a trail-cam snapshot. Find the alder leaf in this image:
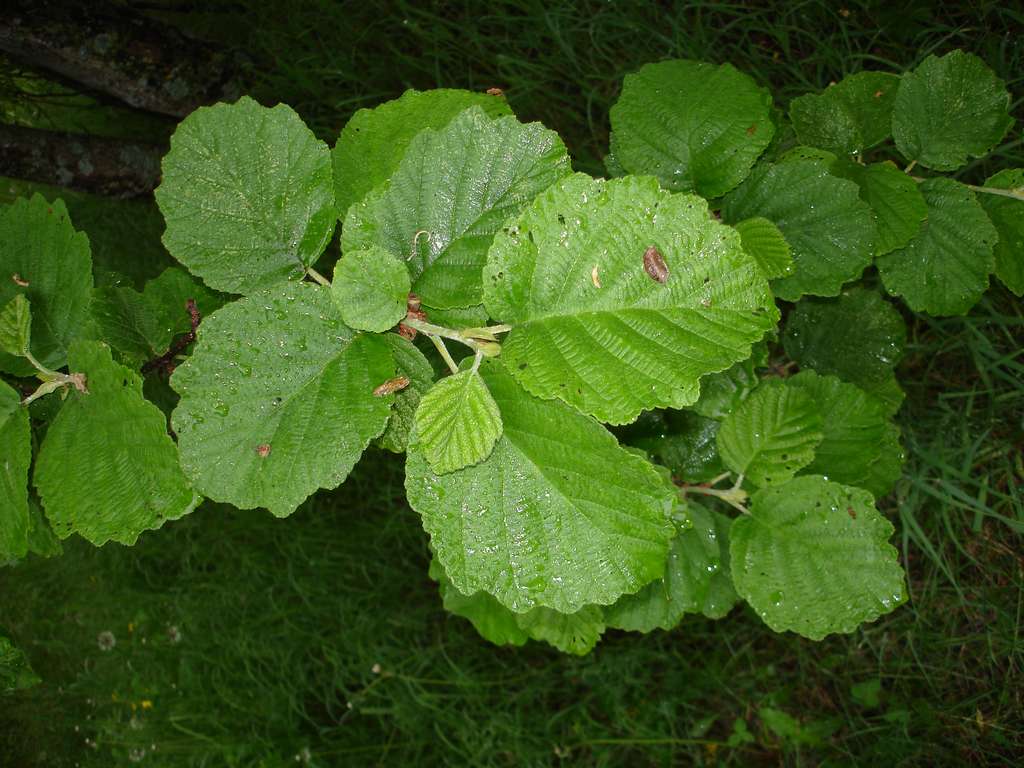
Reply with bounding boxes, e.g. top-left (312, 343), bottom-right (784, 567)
top-left (330, 246), bottom-right (411, 332)
top-left (702, 510), bottom-right (741, 619)
top-left (332, 88), bottom-right (512, 219)
top-left (429, 558), bottom-right (528, 647)
top-left (0, 195), bottom-right (93, 376)
top-left (691, 348), bottom-right (765, 420)
top-left (378, 334), bottom-right (435, 454)
top-left (732, 217), bottom-right (793, 279)
top-left (343, 107), bottom-right (571, 309)
top-left (405, 358), bottom-right (675, 614)
top-left (831, 161), bottom-right (927, 256)
top-left (730, 475), bottom-right (907, 640)
top-left (34, 341), bottom-right (200, 546)
top-left (876, 178), bottom-right (997, 316)
top-left (863, 423), bottom-right (905, 499)
top-left (716, 378), bottom-right (823, 487)
top-left (630, 410), bottom-right (724, 484)
top-left (171, 282), bottom-right (394, 517)
top-left (0, 294), bottom-right (31, 358)
top-left (484, 174), bottom-right (777, 425)
top-left (788, 71), bottom-right (901, 155)
top-left (155, 96), bottom-right (336, 295)
top-left (514, 605), bottom-right (606, 655)
top-left (785, 371), bottom-right (893, 489)
top-left (979, 169), bottom-right (1024, 296)
top-left (609, 59), bottom-right (775, 198)
top-left (783, 286), bottom-right (905, 392)
top-left (892, 50), bottom-right (1013, 172)
top-left (721, 160), bottom-right (877, 301)
top-left (0, 380), bottom-right (30, 560)
top-left (414, 368), bottom-right (502, 474)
